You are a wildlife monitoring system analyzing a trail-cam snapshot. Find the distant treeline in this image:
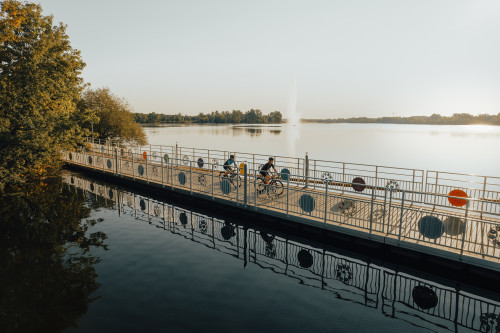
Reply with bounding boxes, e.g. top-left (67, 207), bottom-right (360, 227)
top-left (135, 109), bottom-right (282, 124)
top-left (303, 113), bottom-right (500, 125)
